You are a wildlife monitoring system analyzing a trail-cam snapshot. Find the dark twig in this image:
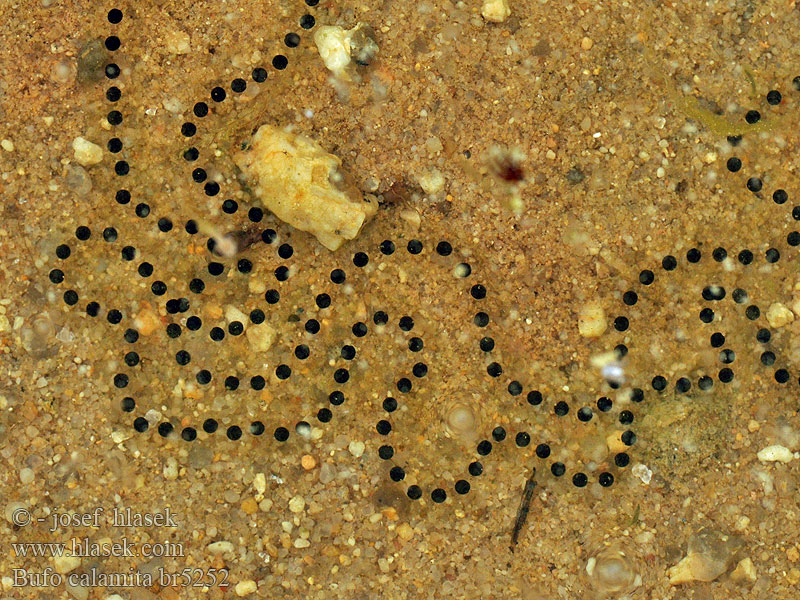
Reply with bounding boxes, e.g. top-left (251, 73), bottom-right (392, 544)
top-left (510, 468), bottom-right (537, 552)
